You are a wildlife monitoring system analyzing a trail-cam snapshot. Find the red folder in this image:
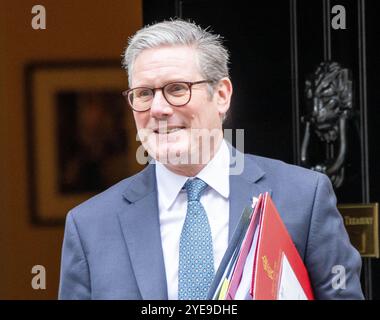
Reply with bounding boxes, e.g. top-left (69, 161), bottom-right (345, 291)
top-left (251, 193), bottom-right (314, 300)
top-left (211, 192), bottom-right (314, 300)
